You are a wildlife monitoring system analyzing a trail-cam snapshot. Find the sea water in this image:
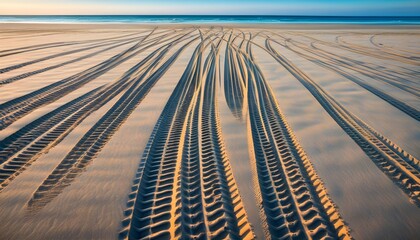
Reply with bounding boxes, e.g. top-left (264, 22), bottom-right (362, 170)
top-left (0, 15), bottom-right (419, 24)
